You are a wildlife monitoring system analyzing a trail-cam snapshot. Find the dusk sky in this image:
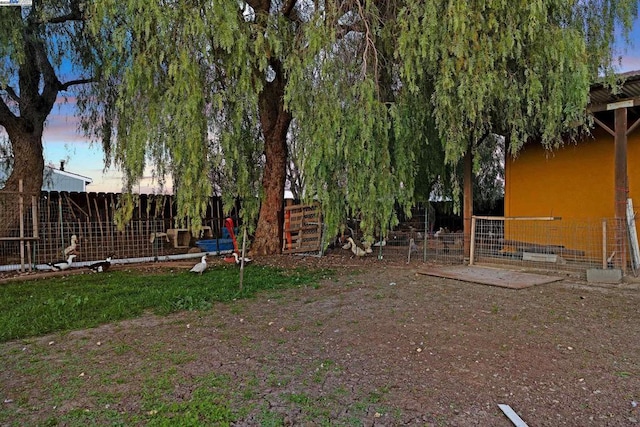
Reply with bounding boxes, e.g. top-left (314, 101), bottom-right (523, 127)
top-left (29, 15), bottom-right (640, 193)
